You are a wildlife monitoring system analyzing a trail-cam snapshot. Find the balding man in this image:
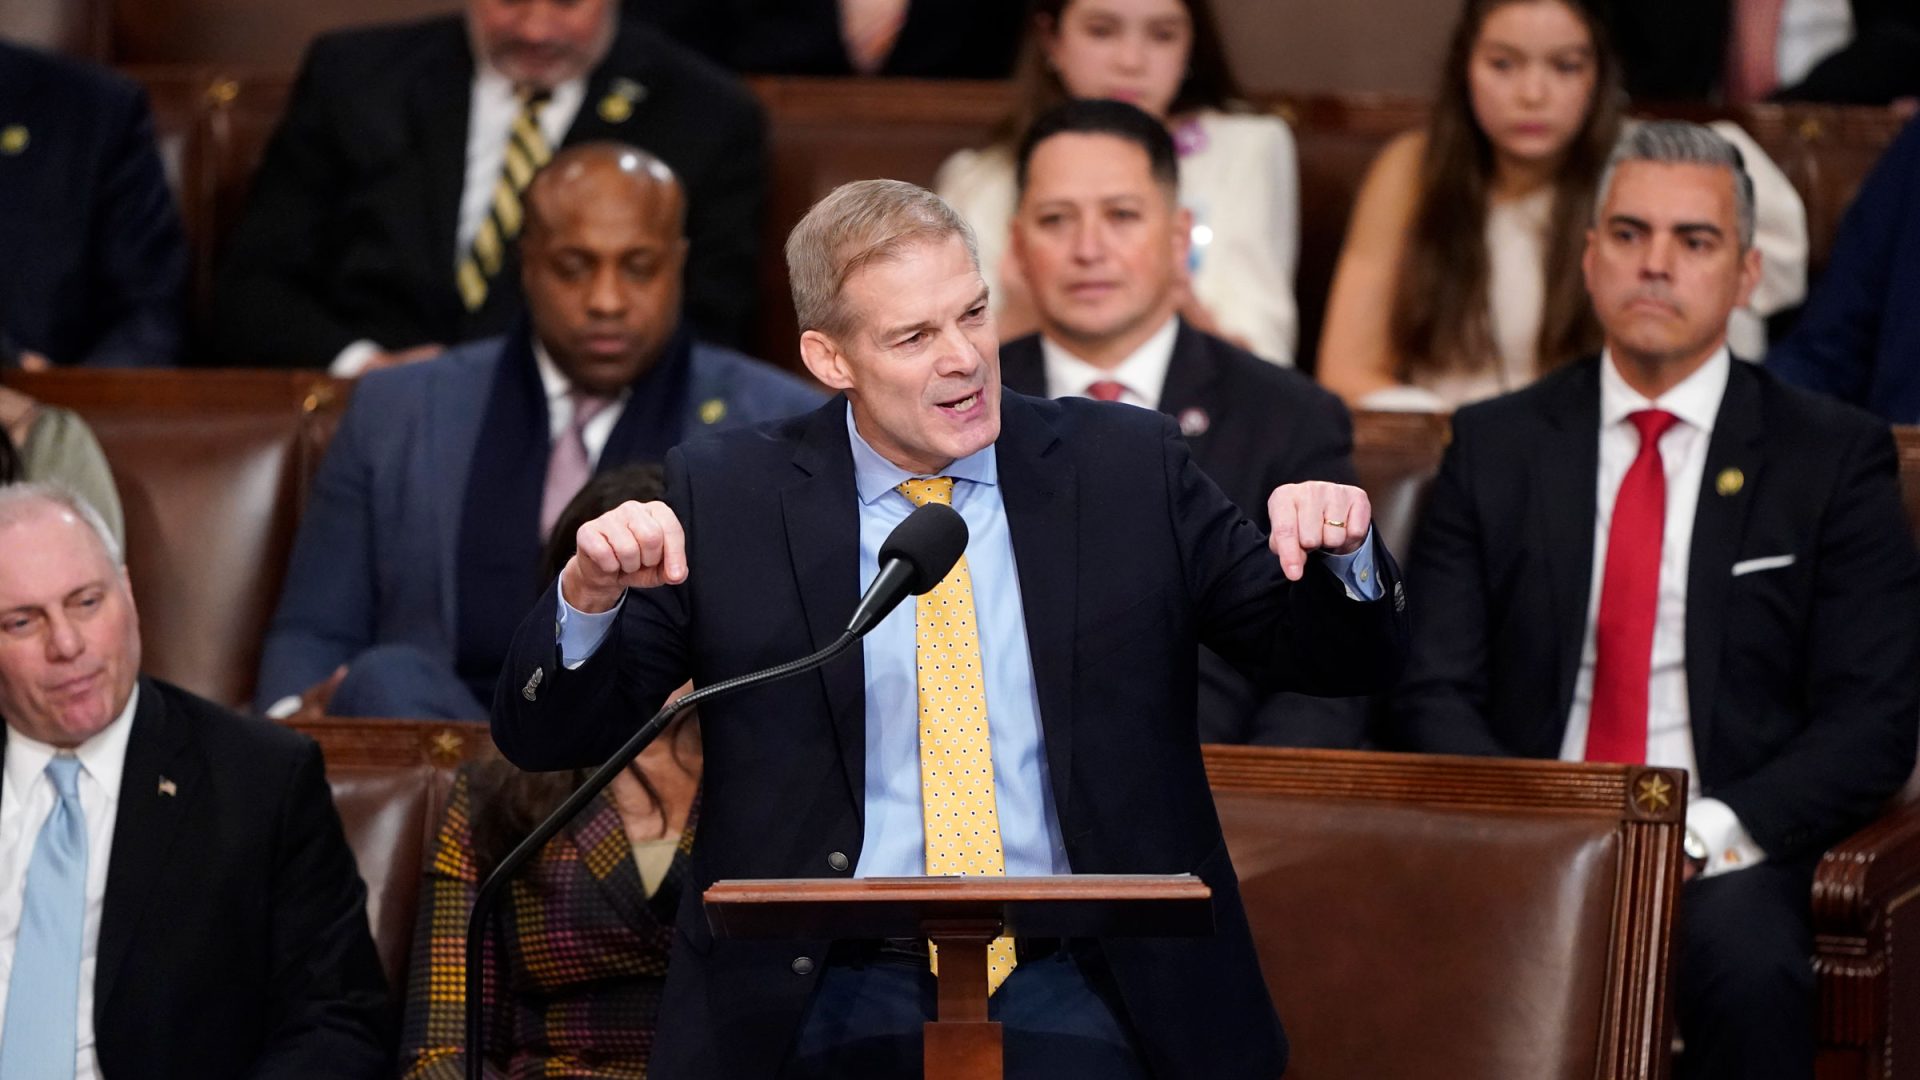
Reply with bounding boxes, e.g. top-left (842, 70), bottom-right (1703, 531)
top-left (0, 485), bottom-right (388, 1077)
top-left (211, 0), bottom-right (766, 370)
top-left (255, 143), bottom-right (820, 721)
